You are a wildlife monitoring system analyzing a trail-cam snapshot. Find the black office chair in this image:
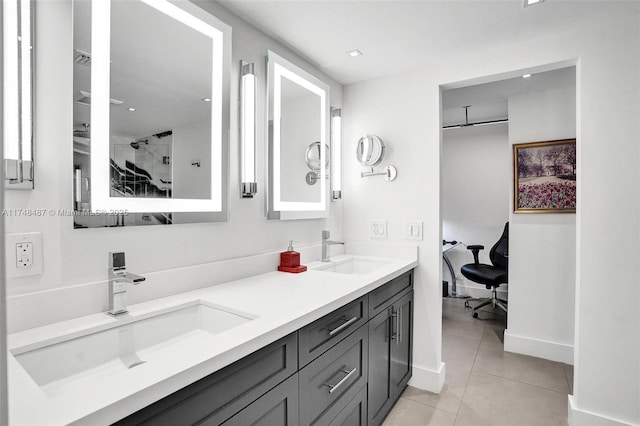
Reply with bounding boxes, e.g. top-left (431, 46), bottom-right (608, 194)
top-left (461, 222), bottom-right (508, 318)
